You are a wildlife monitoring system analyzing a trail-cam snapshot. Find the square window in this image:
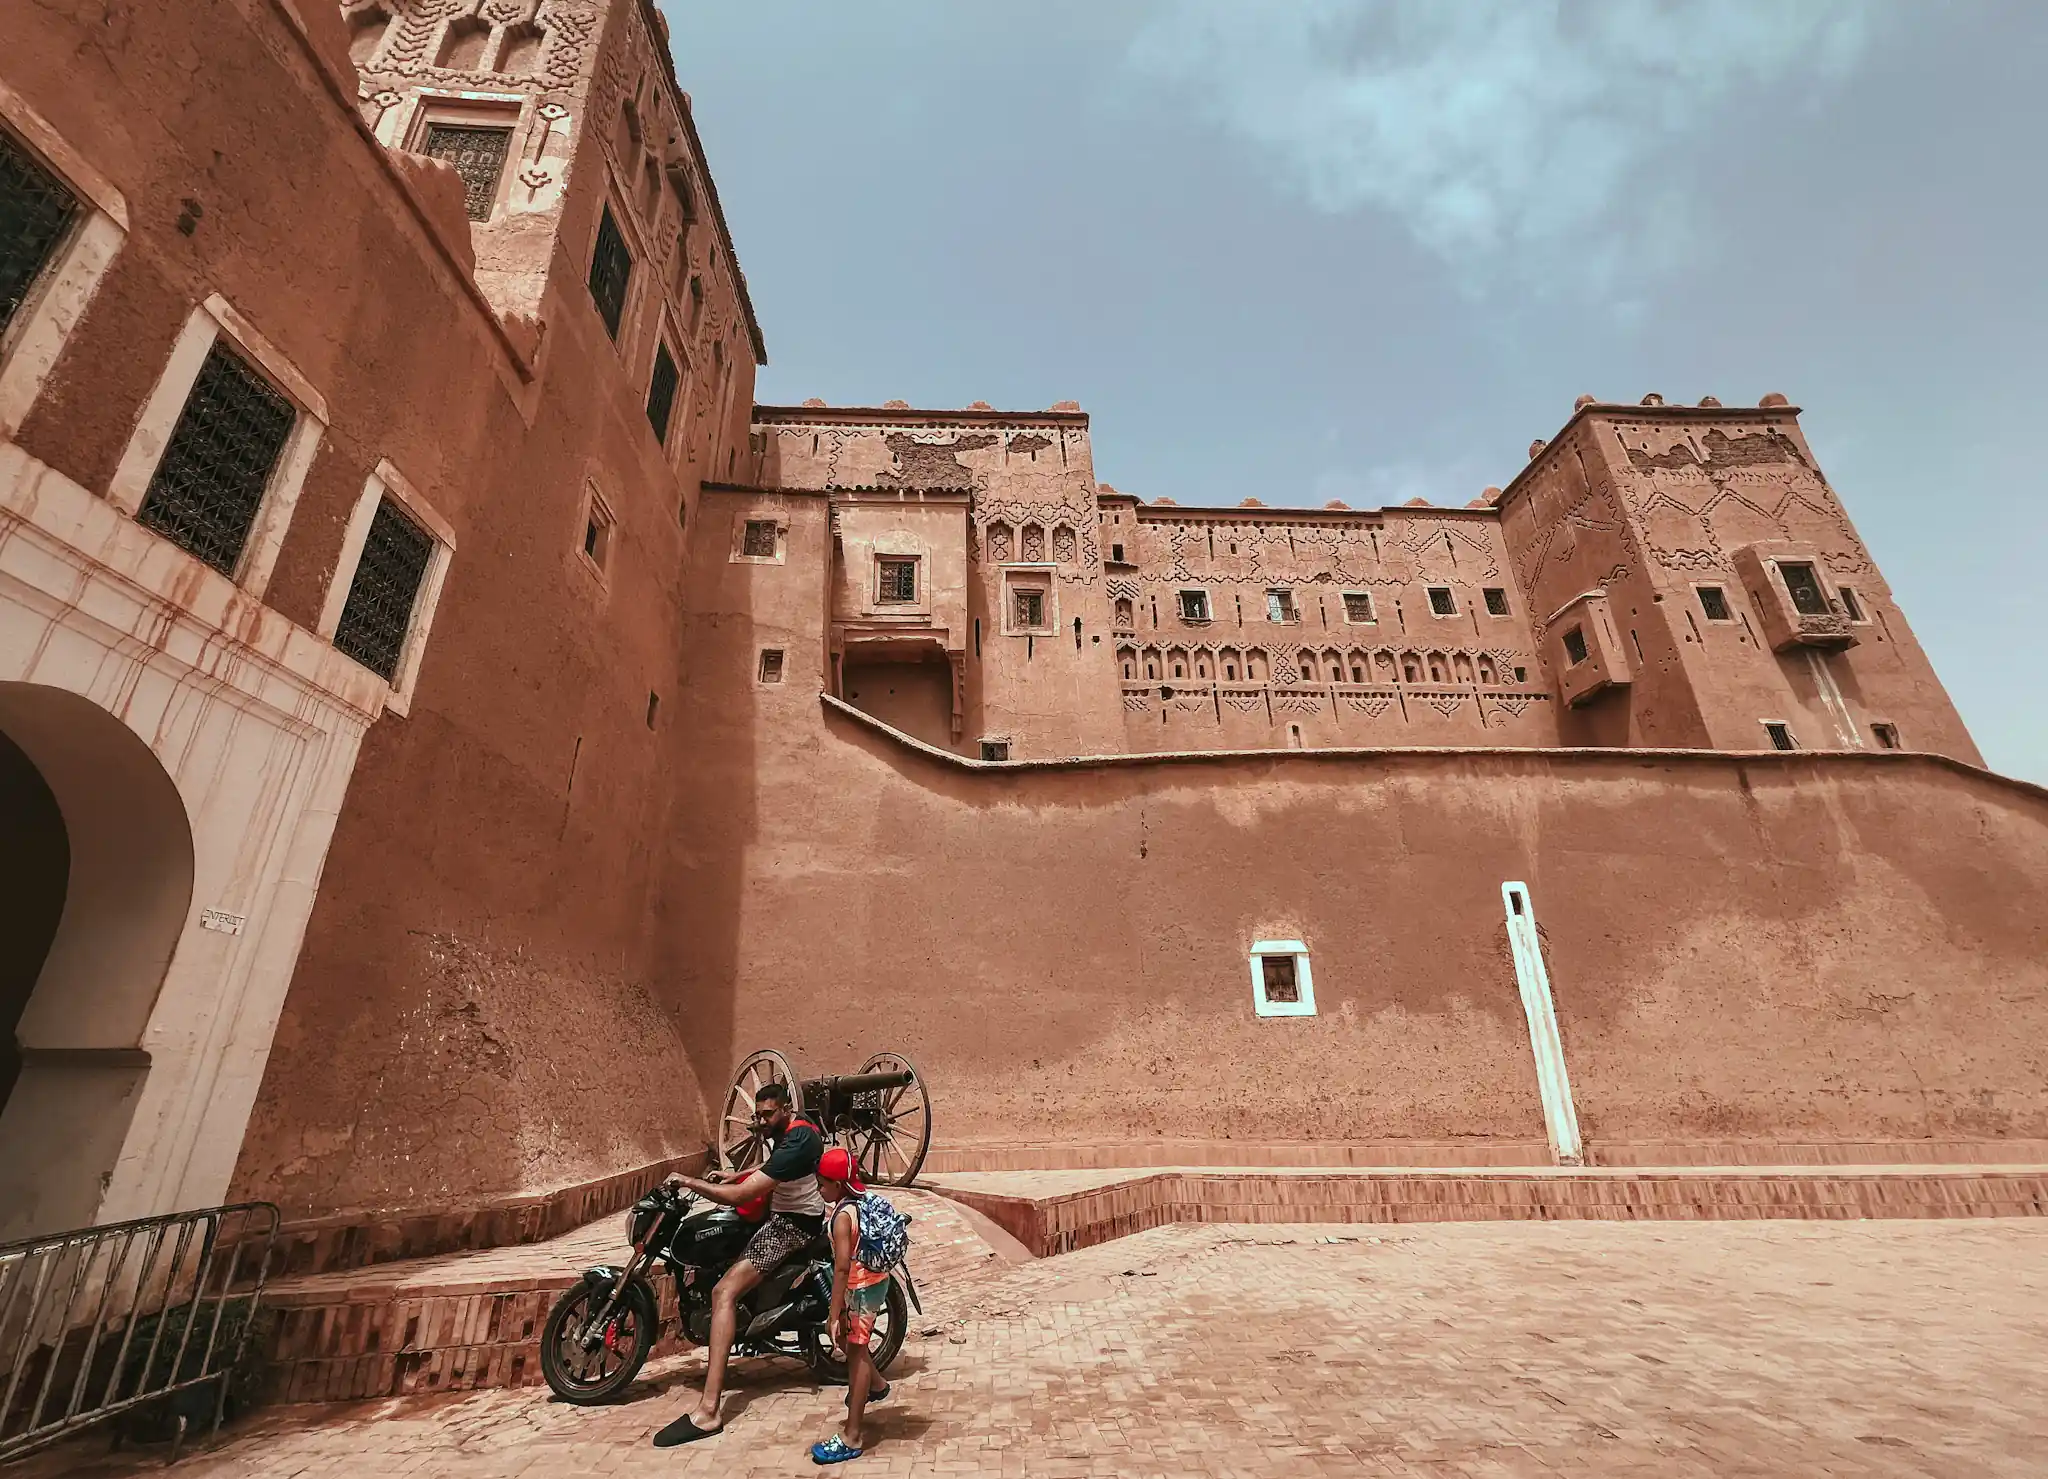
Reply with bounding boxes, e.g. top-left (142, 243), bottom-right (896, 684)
top-left (1562, 624), bottom-right (1589, 666)
top-left (1266, 589), bottom-right (1296, 623)
top-left (980, 740), bottom-right (1010, 762)
top-left (1260, 955), bottom-right (1299, 1004)
top-left (587, 203), bottom-right (633, 340)
top-left (333, 499), bottom-right (435, 682)
top-left (877, 557), bottom-right (917, 604)
top-left (1427, 586), bottom-right (1457, 617)
top-left (0, 128), bottom-right (81, 343)
top-left (1872, 722), bottom-right (1901, 750)
top-left (1342, 592), bottom-right (1374, 624)
top-left (1764, 721), bottom-right (1796, 751)
top-left (419, 123), bottom-right (511, 221)
top-left (580, 489), bottom-right (615, 572)
top-left (1513, 665), bottom-right (1527, 683)
top-left (1249, 941), bottom-right (1316, 1017)
top-left (1697, 585), bottom-right (1733, 622)
top-left (135, 341), bottom-right (297, 576)
top-left (1014, 587), bottom-right (1045, 629)
top-left (1483, 587), bottom-right (1510, 617)
top-left (1110, 543), bottom-right (1126, 563)
top-left (1839, 586), bottom-right (1866, 622)
top-left (646, 341), bottom-right (680, 444)
top-left (758, 648), bottom-right (784, 683)
top-left (1776, 561), bottom-right (1829, 617)
top-left (1177, 589), bottom-right (1210, 623)
top-left (741, 519), bottom-right (778, 558)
